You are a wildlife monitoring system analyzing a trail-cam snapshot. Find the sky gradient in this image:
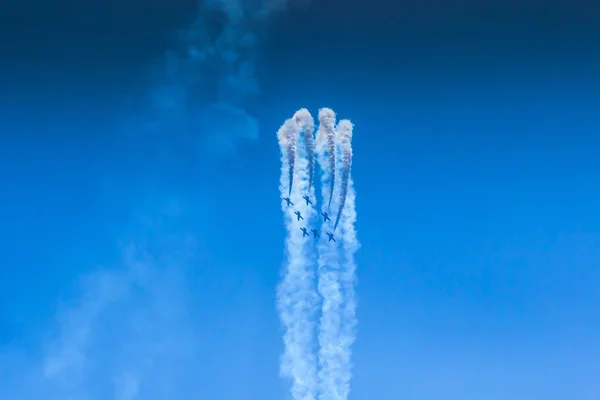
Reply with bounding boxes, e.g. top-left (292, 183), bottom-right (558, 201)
top-left (1, 0), bottom-right (600, 399)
